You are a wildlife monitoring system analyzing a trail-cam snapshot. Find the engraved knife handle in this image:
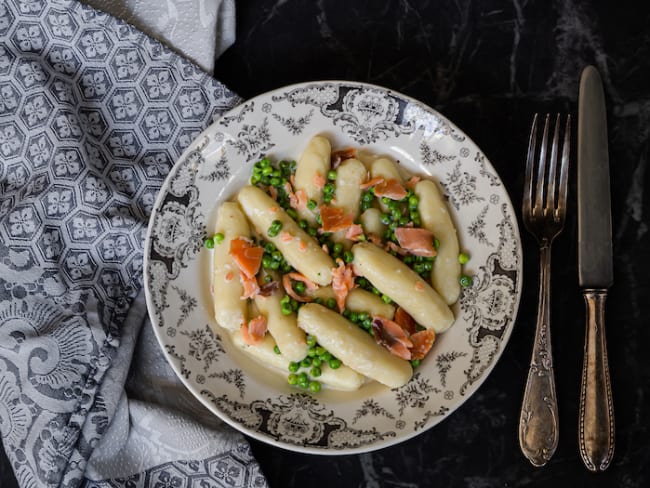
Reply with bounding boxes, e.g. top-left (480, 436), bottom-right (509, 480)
top-left (519, 244), bottom-right (559, 466)
top-left (579, 289), bottom-right (615, 472)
